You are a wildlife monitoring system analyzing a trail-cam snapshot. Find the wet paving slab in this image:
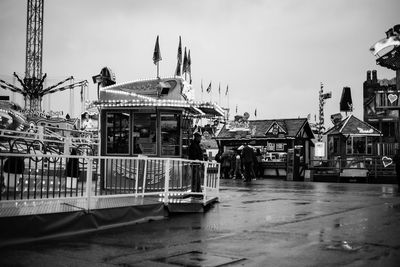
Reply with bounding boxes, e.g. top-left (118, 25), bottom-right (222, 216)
top-left (1, 179), bottom-right (400, 266)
